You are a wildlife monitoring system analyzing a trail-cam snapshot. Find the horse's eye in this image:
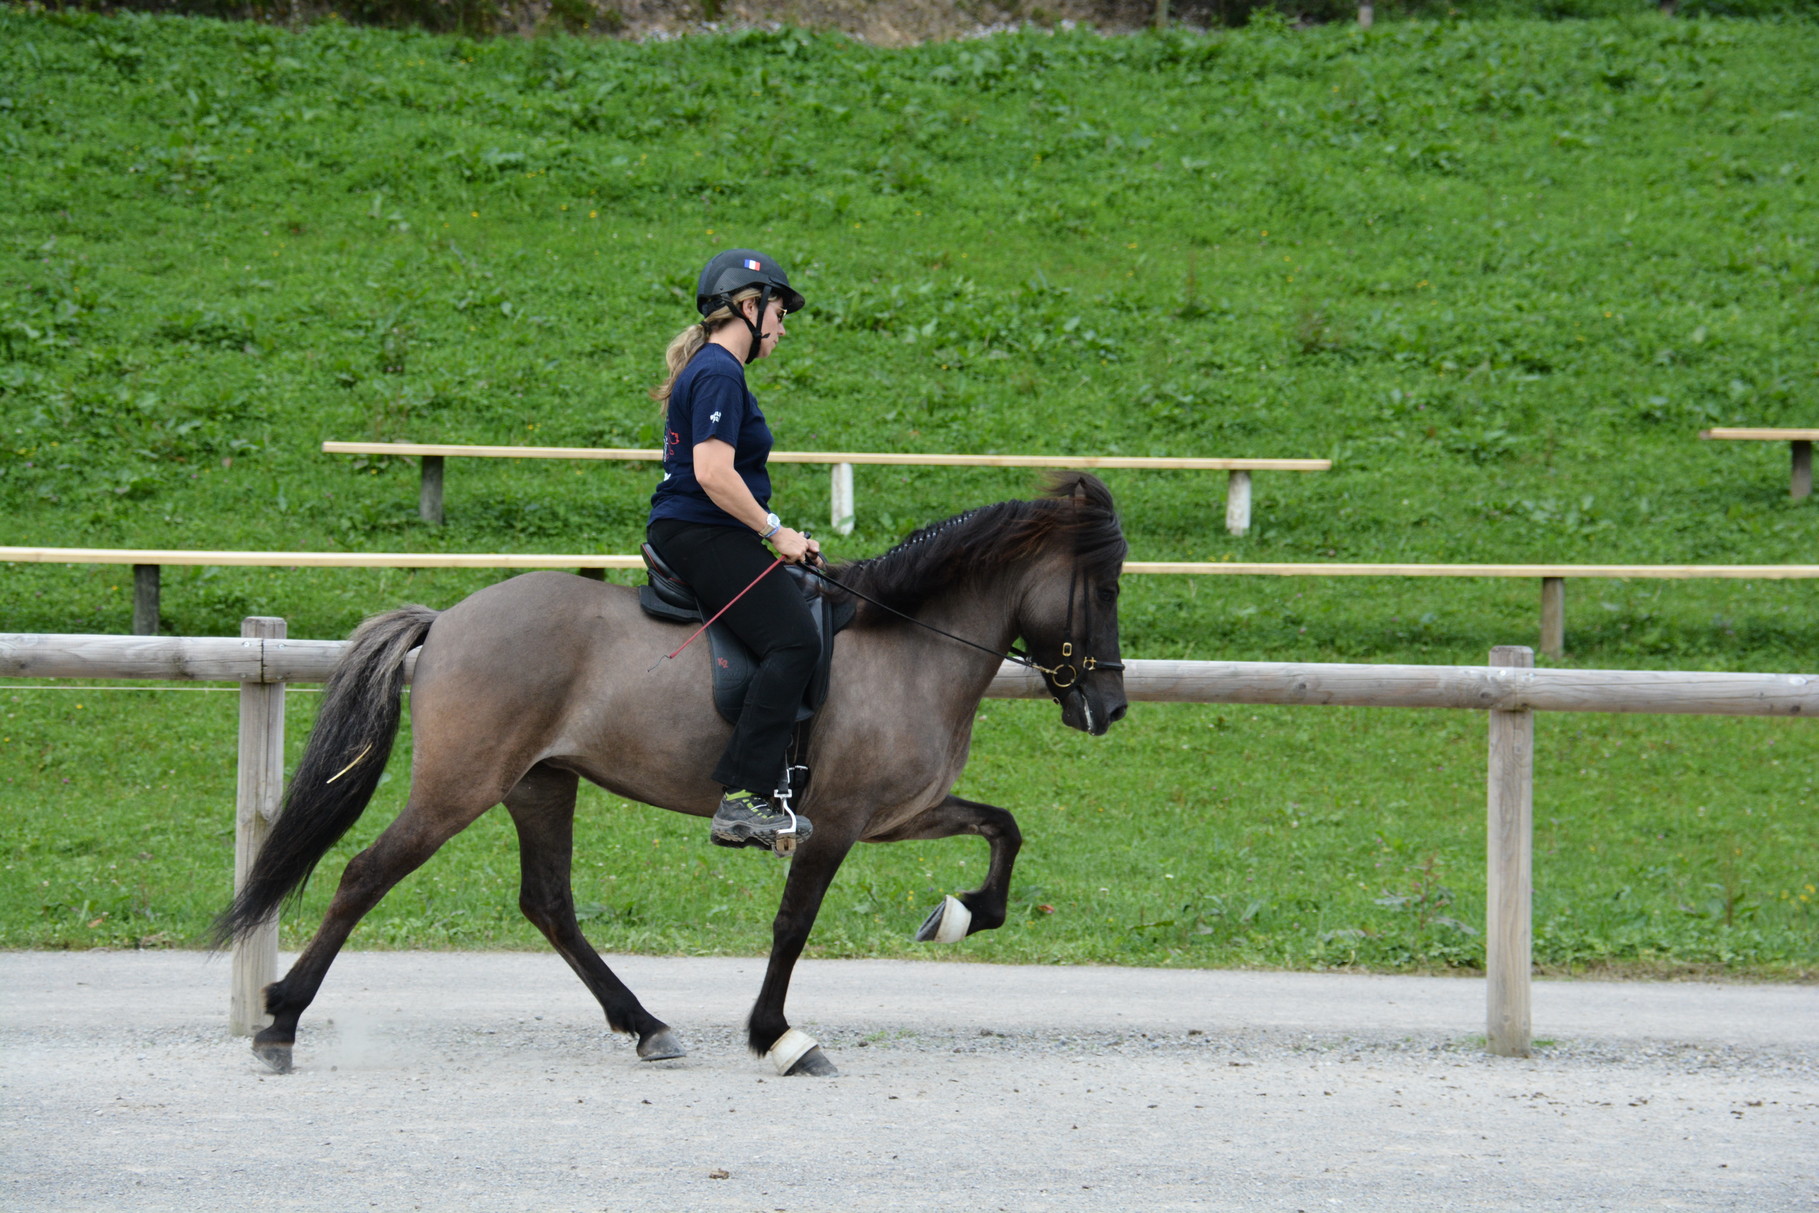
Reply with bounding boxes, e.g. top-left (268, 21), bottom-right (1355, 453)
top-left (1095, 586), bottom-right (1118, 605)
